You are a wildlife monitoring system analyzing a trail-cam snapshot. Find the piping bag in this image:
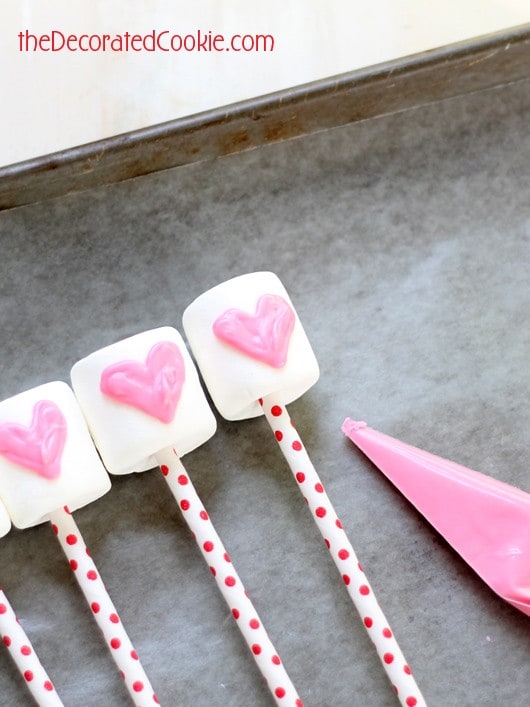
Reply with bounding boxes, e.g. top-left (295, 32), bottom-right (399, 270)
top-left (342, 418), bottom-right (530, 616)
